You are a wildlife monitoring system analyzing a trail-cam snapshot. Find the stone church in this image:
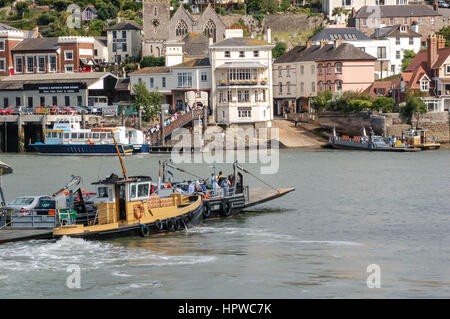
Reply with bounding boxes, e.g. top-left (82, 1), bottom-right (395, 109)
top-left (142, 0), bottom-right (226, 57)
